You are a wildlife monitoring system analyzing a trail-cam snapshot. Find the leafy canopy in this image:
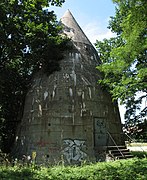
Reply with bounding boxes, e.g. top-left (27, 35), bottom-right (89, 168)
top-left (95, 0), bottom-right (147, 126)
top-left (0, 0), bottom-right (67, 152)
